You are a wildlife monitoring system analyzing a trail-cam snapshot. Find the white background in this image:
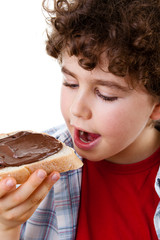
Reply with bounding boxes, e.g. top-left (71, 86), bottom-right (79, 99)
top-left (0, 0), bottom-right (64, 133)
